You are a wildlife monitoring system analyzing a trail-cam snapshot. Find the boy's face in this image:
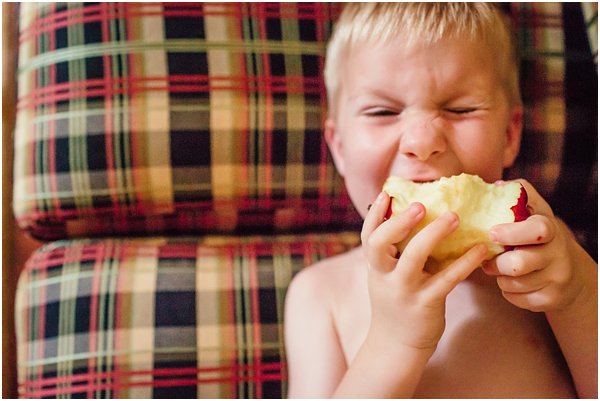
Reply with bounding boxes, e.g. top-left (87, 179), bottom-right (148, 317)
top-left (325, 37), bottom-right (523, 218)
